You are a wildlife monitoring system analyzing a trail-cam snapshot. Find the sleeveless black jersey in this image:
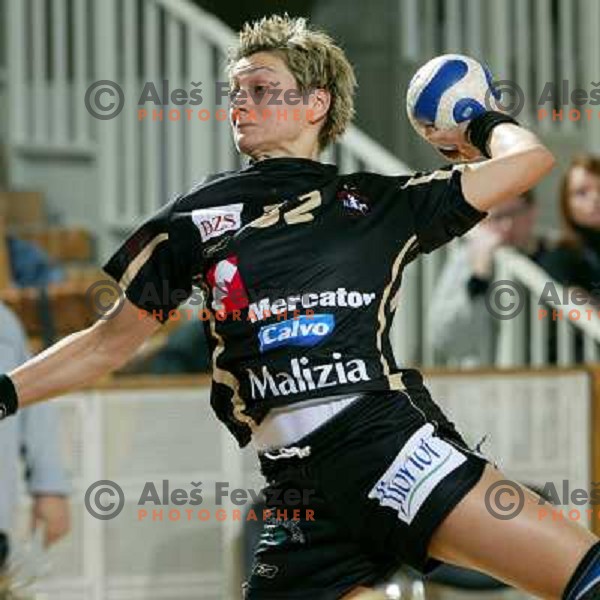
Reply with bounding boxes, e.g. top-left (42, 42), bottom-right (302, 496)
top-left (103, 157), bottom-right (486, 446)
